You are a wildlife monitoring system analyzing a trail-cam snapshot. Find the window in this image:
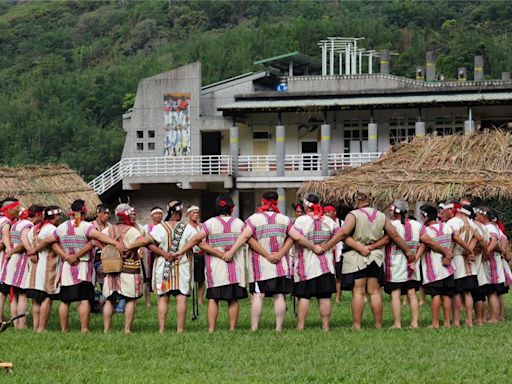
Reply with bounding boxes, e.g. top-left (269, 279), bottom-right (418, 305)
top-left (148, 130), bottom-right (155, 138)
top-left (148, 142), bottom-right (155, 150)
top-left (253, 131), bottom-right (270, 140)
top-left (136, 131), bottom-right (144, 139)
top-left (389, 117), bottom-right (416, 145)
top-left (343, 119), bottom-right (369, 153)
top-left (136, 143), bottom-right (143, 151)
top-left (432, 116), bottom-right (464, 136)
